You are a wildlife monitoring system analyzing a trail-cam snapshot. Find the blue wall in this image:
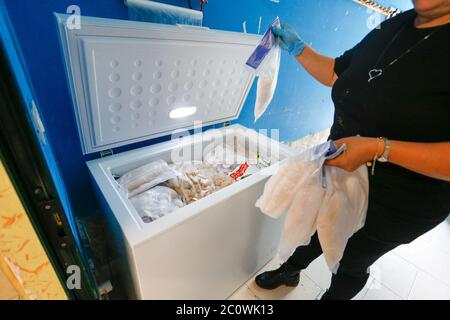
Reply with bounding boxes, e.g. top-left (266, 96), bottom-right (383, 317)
top-left (1, 0), bottom-right (412, 223)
